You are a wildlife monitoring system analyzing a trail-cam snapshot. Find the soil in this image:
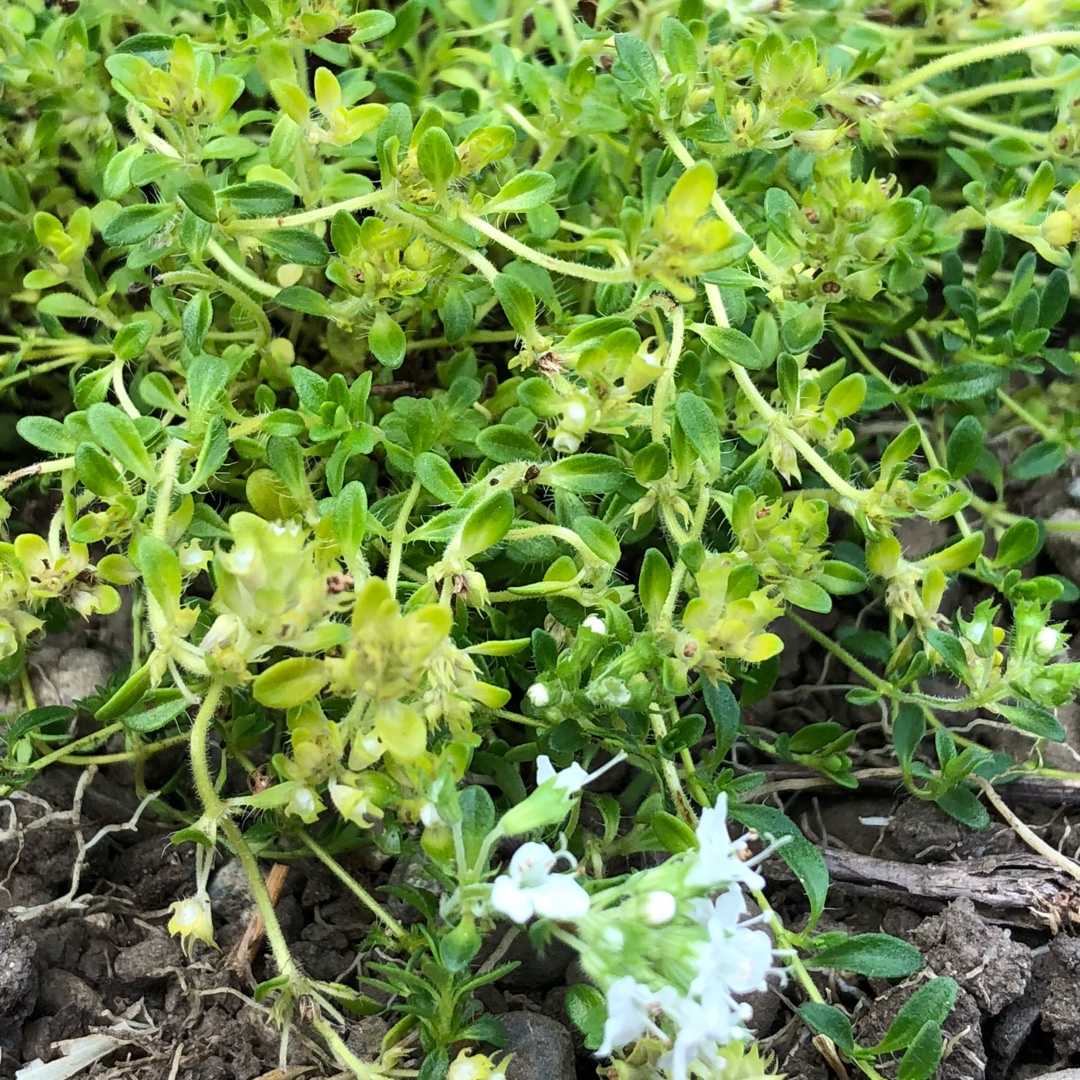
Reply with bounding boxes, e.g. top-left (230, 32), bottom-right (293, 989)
top-left (4, 469), bottom-right (1080, 1079)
